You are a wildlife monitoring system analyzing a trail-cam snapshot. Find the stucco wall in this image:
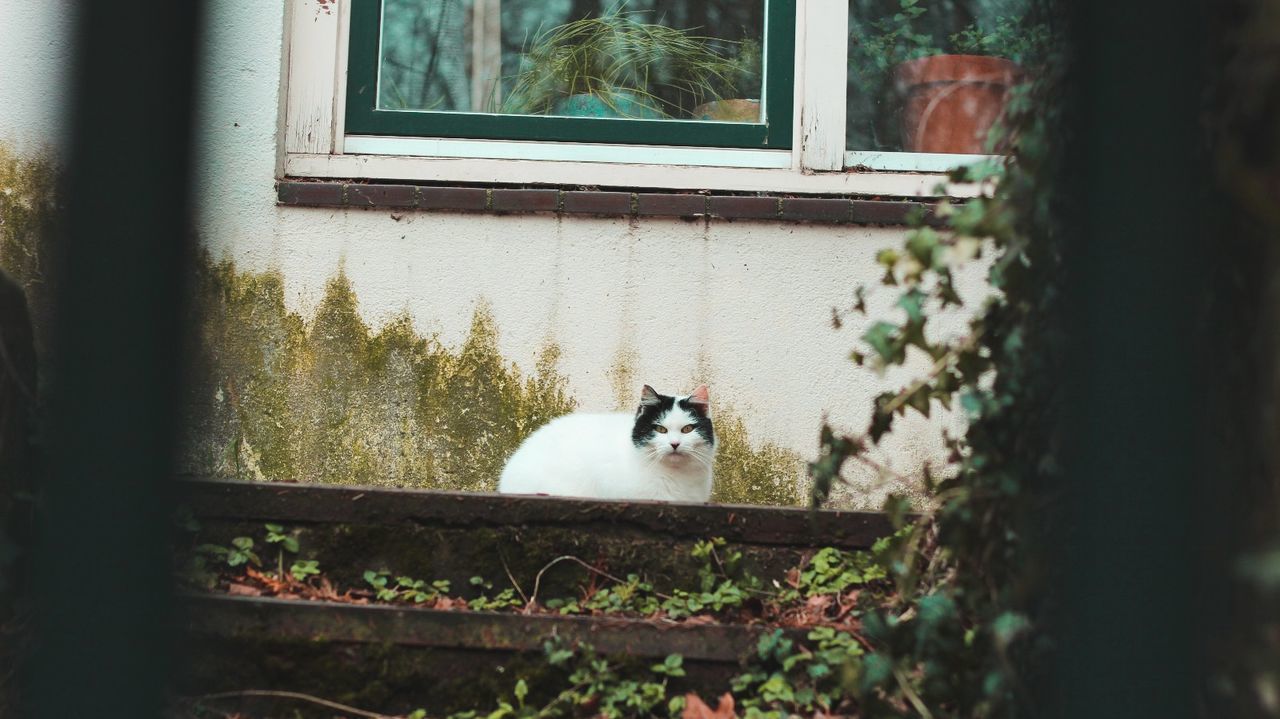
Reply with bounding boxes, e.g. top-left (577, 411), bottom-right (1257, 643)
top-left (0, 0), bottom-right (990, 507)
top-left (0, 1), bottom-right (76, 154)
